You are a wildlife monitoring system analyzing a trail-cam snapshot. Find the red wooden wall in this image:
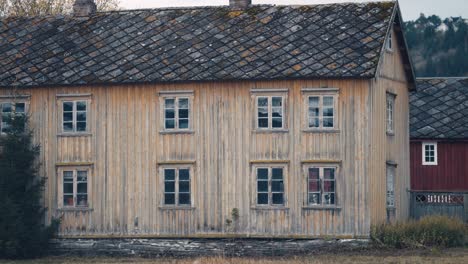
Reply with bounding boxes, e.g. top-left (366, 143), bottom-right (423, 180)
top-left (410, 141), bottom-right (468, 191)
